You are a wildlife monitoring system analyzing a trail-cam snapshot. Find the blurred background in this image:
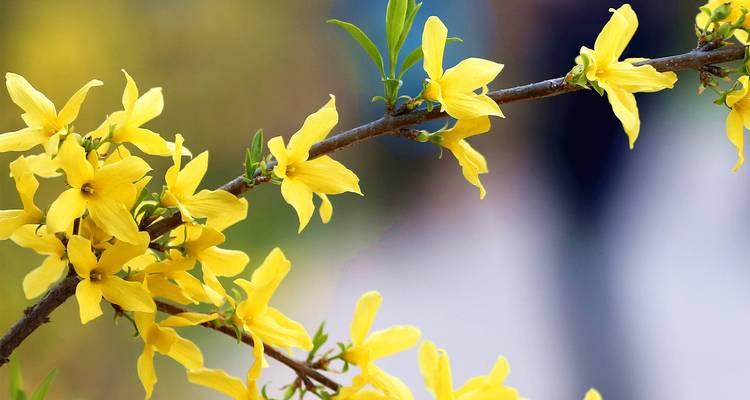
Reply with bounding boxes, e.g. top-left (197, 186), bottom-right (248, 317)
top-left (1, 1), bottom-right (748, 399)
